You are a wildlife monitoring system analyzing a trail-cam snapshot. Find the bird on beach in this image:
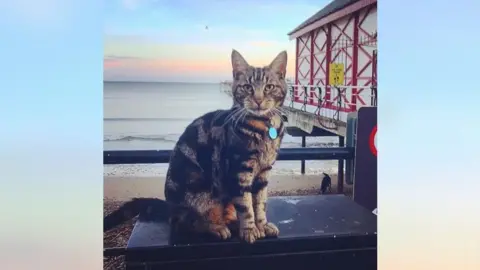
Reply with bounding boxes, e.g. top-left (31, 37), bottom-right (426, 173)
top-left (320, 172), bottom-right (332, 194)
